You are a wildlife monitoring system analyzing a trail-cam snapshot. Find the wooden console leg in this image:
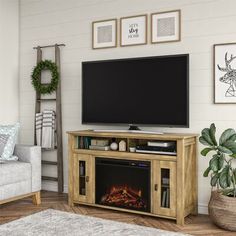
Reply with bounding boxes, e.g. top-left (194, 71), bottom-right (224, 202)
top-left (176, 216), bottom-right (185, 226)
top-left (68, 197), bottom-right (74, 207)
top-left (32, 191), bottom-right (41, 205)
